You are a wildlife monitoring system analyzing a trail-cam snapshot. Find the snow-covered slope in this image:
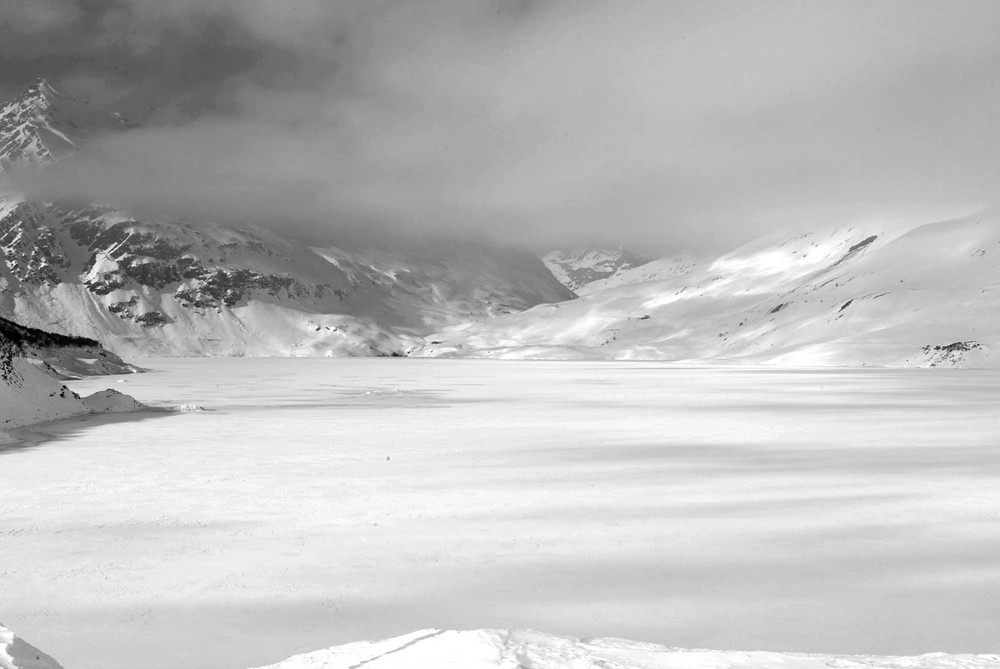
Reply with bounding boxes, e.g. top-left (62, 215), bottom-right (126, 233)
top-left (0, 624), bottom-right (64, 669)
top-left (575, 250), bottom-right (699, 296)
top-left (418, 217), bottom-right (1000, 367)
top-left (542, 248), bottom-right (653, 292)
top-left (0, 81), bottom-right (572, 357)
top-left (0, 319), bottom-right (147, 441)
top-left (254, 629), bottom-right (1000, 669)
top-left (0, 315), bottom-right (137, 379)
